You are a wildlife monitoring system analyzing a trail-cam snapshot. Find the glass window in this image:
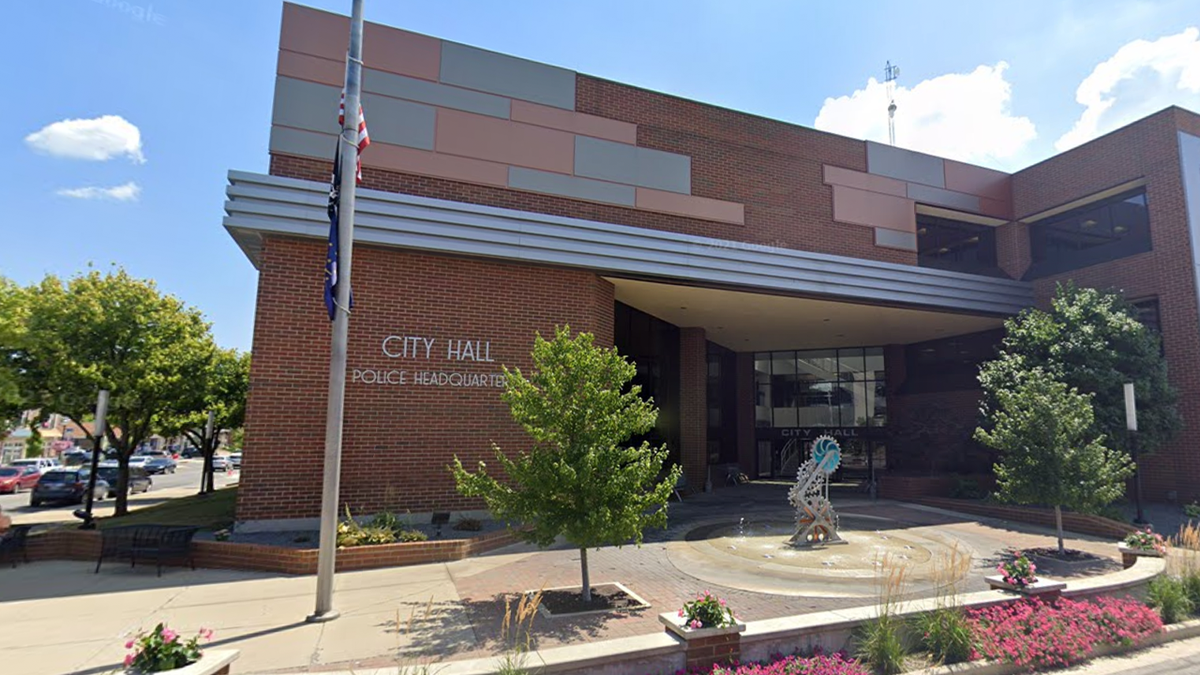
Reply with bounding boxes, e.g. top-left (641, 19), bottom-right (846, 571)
top-left (917, 215), bottom-right (1003, 277)
top-left (754, 347), bottom-right (887, 428)
top-left (1027, 189), bottom-right (1151, 279)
